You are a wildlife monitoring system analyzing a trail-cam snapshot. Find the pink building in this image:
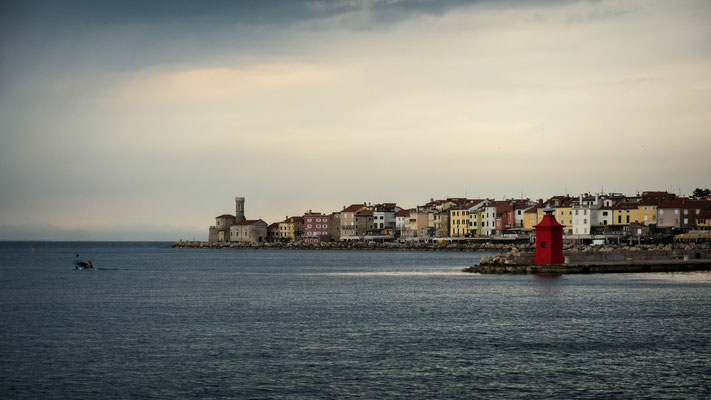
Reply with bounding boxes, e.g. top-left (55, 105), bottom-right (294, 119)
top-left (303, 212), bottom-right (331, 243)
